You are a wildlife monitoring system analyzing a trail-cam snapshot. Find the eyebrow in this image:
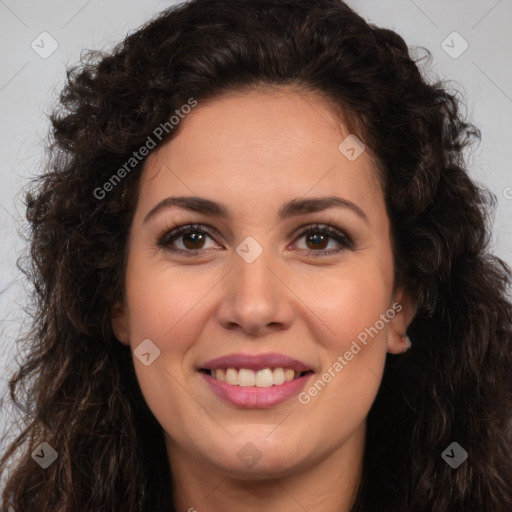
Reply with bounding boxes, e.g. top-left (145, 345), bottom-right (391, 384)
top-left (143, 195), bottom-right (369, 225)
